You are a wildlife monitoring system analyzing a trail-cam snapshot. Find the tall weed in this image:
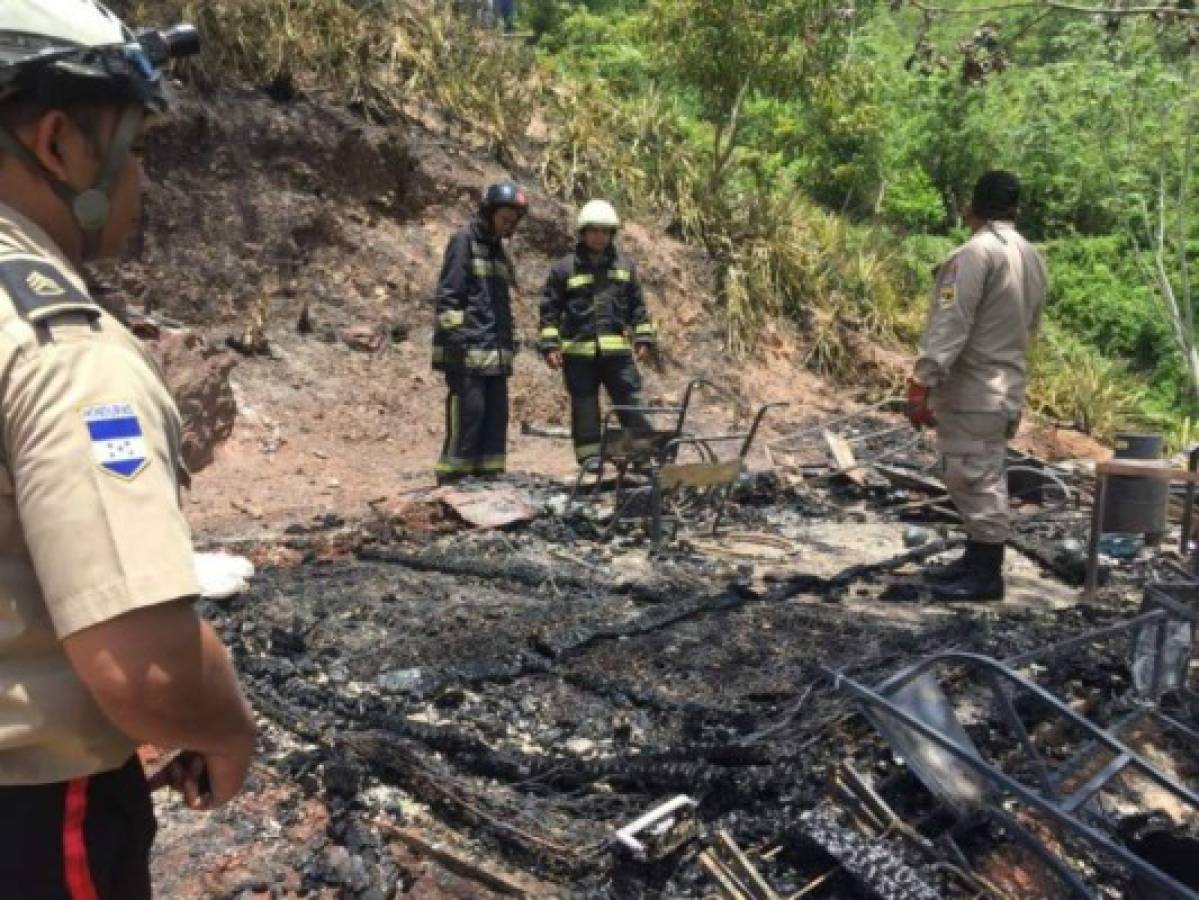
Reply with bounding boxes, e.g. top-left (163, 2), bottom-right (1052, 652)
top-left (540, 84), bottom-right (704, 239)
top-left (715, 190), bottom-right (922, 368)
top-left (1027, 327), bottom-right (1144, 440)
top-left (1162, 417), bottom-right (1199, 457)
